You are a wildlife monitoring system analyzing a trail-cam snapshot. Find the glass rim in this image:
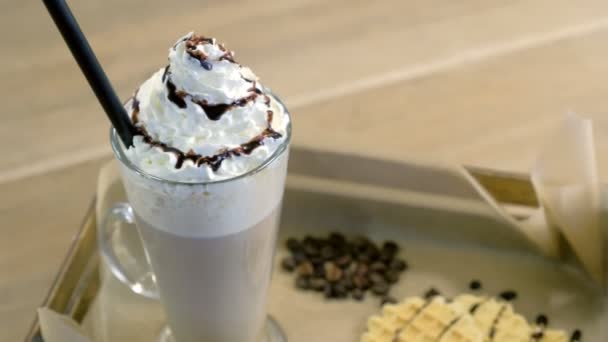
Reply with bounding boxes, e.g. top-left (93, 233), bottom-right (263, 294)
top-left (110, 92), bottom-right (292, 186)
